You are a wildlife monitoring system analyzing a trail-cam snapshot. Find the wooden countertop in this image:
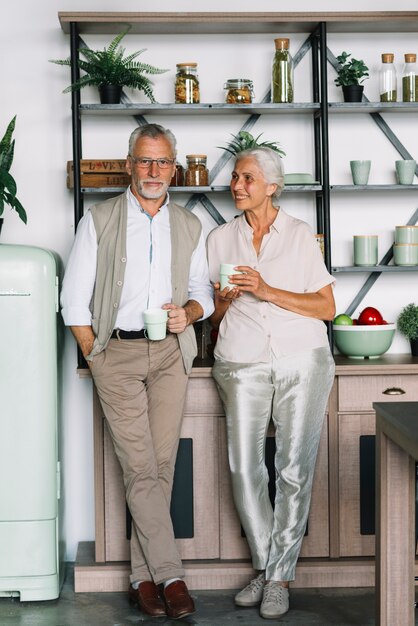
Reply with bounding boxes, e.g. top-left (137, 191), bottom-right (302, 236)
top-left (374, 401), bottom-right (418, 460)
top-left (78, 354), bottom-right (418, 378)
